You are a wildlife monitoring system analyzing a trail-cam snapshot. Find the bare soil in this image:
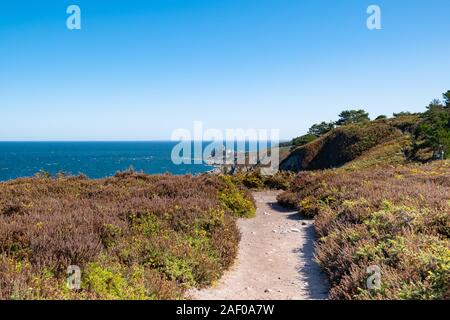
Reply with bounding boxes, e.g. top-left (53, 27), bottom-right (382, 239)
top-left (189, 191), bottom-right (329, 300)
